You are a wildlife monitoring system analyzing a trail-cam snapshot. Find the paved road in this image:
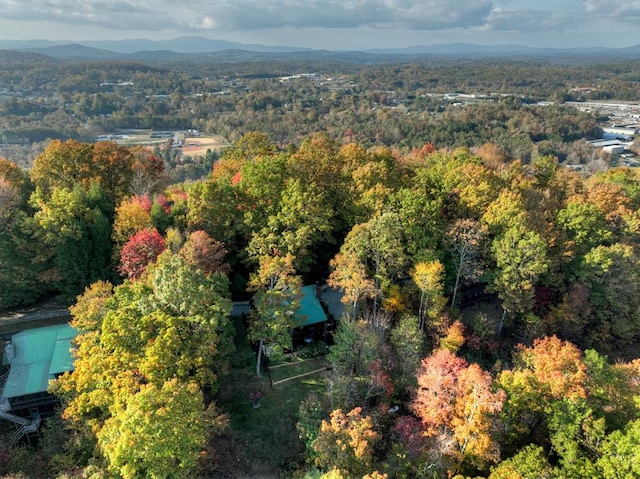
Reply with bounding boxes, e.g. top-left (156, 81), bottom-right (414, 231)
top-left (0, 303), bottom-right (70, 336)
